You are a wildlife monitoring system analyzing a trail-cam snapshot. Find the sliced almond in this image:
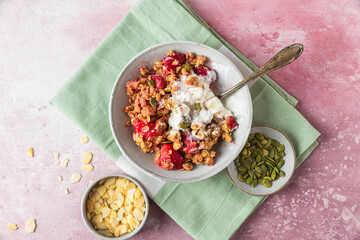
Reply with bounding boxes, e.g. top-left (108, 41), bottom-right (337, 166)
top-left (96, 185), bottom-right (107, 196)
top-left (25, 219), bottom-right (36, 233)
top-left (101, 207), bottom-right (111, 218)
top-left (81, 136), bottom-right (89, 143)
top-left (8, 223), bottom-right (18, 230)
top-left (133, 208), bottom-right (144, 221)
top-left (89, 179), bottom-right (94, 184)
top-left (54, 152), bottom-right (60, 160)
top-left (71, 173), bottom-right (82, 183)
top-left (54, 160), bottom-right (60, 165)
top-left (128, 218), bottom-right (139, 228)
top-left (134, 188), bottom-right (142, 199)
top-left (57, 175), bottom-right (63, 182)
top-left (64, 188), bottom-right (69, 195)
top-left (60, 158), bottom-right (69, 168)
top-left (82, 164), bottom-right (94, 172)
top-left (82, 152), bottom-right (93, 164)
top-left (28, 147), bottom-right (34, 158)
